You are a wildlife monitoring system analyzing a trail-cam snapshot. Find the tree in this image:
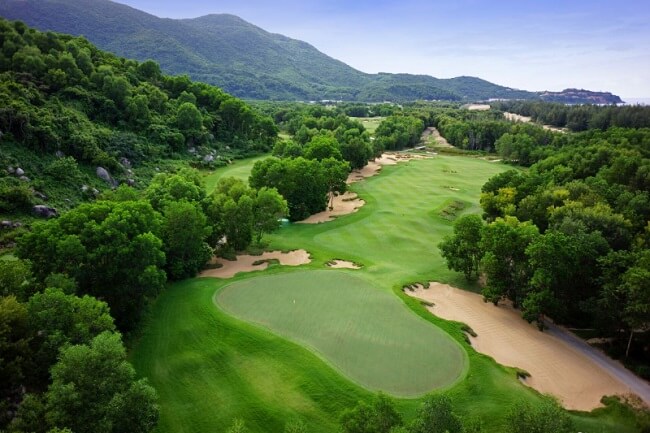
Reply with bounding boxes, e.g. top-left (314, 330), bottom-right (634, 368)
top-left (438, 214), bottom-right (484, 281)
top-left (322, 157), bottom-right (350, 209)
top-left (0, 296), bottom-right (32, 427)
top-left (340, 393), bottom-right (402, 433)
top-left (505, 399), bottom-right (572, 433)
top-left (480, 217), bottom-right (539, 306)
top-left (161, 201), bottom-right (212, 280)
top-left (0, 259), bottom-right (31, 299)
top-left (144, 169), bottom-right (206, 211)
top-left (410, 394), bottom-right (462, 433)
top-left (45, 332), bottom-right (158, 433)
top-left (303, 134), bottom-right (343, 161)
top-left (619, 251), bottom-right (650, 357)
top-left (176, 102), bottom-right (203, 136)
top-left (27, 288), bottom-right (116, 386)
top-left (252, 187), bottom-right (288, 243)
